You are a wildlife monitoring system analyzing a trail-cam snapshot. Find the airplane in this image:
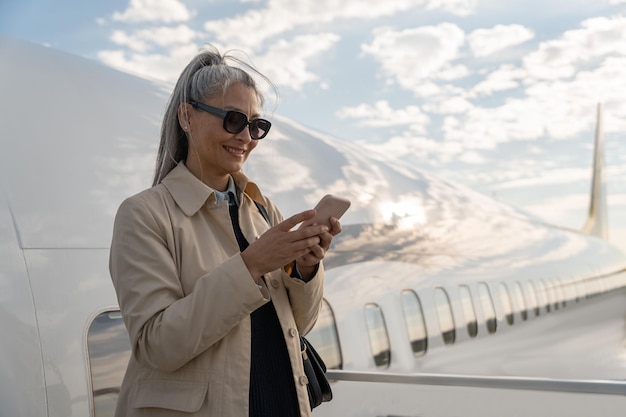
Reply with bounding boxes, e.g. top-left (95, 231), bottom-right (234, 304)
top-left (1, 35), bottom-right (625, 417)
